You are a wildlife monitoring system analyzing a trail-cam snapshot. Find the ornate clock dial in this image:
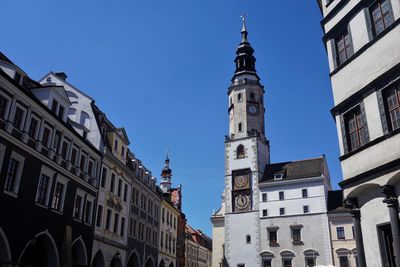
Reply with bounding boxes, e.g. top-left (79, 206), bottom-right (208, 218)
top-left (234, 175), bottom-right (249, 189)
top-left (248, 105), bottom-right (258, 114)
top-left (234, 193), bottom-right (251, 211)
